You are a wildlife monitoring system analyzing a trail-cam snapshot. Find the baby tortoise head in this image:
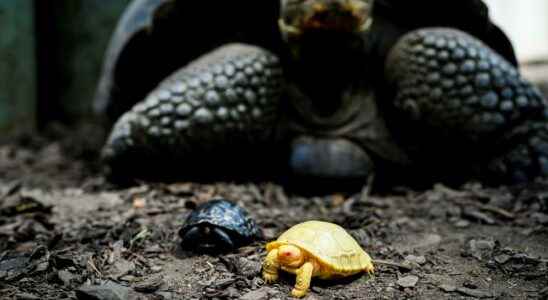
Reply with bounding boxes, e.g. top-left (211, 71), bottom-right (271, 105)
top-left (279, 0), bottom-right (374, 40)
top-left (277, 244), bottom-right (306, 268)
